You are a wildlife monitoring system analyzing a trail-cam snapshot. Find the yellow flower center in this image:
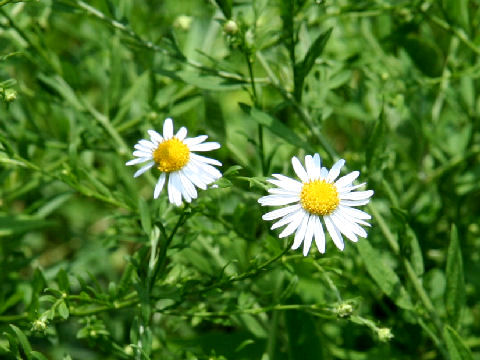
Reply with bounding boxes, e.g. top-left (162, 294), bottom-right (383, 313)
top-left (300, 180), bottom-right (340, 216)
top-left (153, 138), bottom-right (190, 172)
